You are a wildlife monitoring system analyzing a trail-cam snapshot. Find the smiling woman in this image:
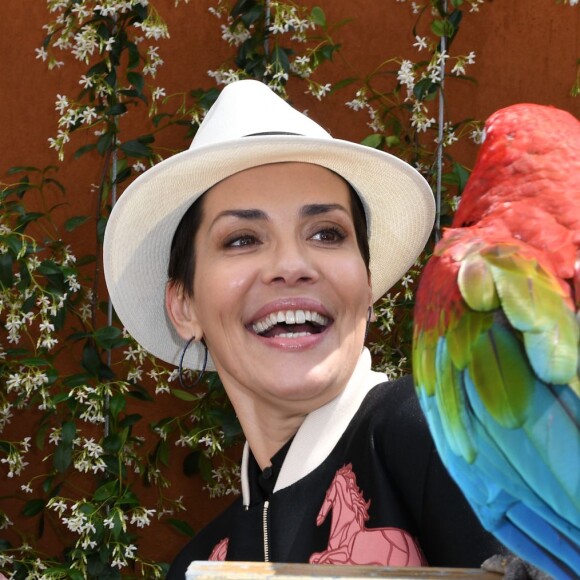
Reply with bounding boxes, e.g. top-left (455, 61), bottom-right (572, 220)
top-left (103, 80), bottom-right (505, 576)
